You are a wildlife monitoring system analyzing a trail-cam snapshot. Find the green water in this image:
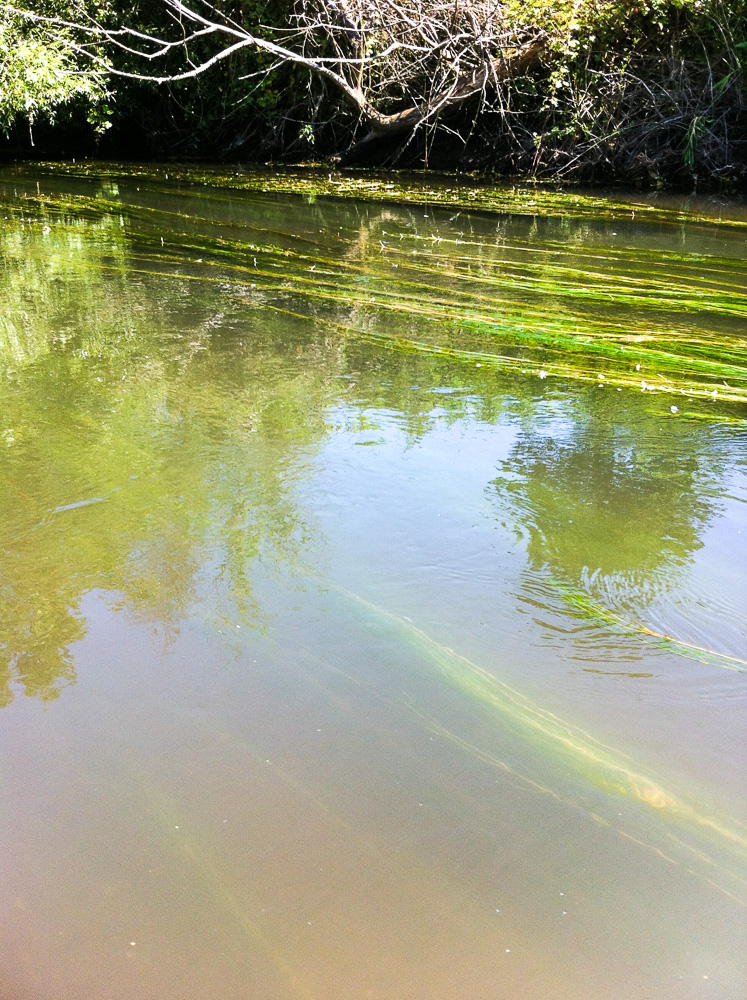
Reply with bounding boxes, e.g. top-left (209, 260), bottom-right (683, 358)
top-left (0, 165), bottom-right (745, 1000)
